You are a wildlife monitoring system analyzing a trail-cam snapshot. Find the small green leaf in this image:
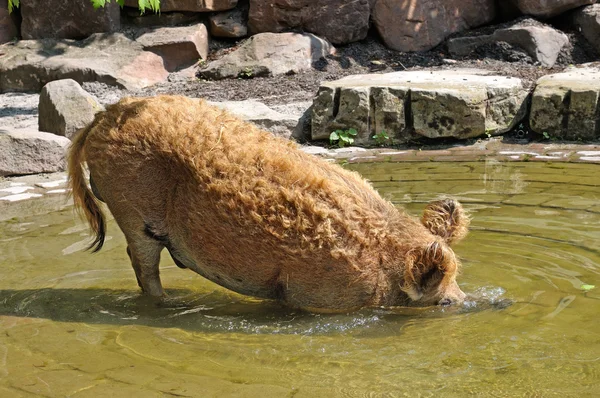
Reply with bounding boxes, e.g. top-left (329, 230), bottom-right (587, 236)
top-left (330, 131), bottom-right (340, 141)
top-left (347, 128), bottom-right (358, 136)
top-left (116, 0), bottom-right (125, 6)
top-left (91, 0), bottom-right (106, 9)
top-left (581, 284), bottom-right (595, 292)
